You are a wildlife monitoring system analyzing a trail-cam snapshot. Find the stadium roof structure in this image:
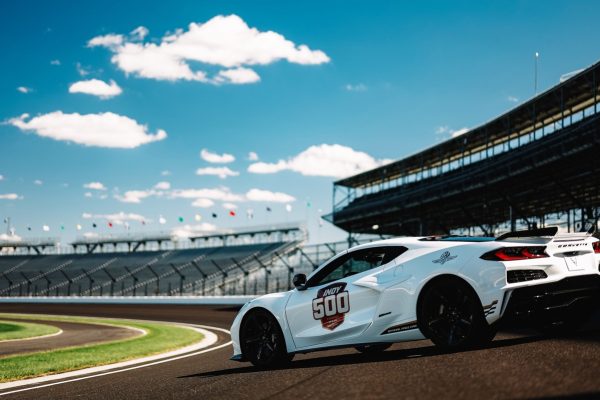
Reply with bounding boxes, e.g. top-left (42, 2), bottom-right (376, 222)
top-left (0, 237), bottom-right (59, 254)
top-left (70, 222), bottom-right (305, 254)
top-left (331, 59), bottom-right (600, 236)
